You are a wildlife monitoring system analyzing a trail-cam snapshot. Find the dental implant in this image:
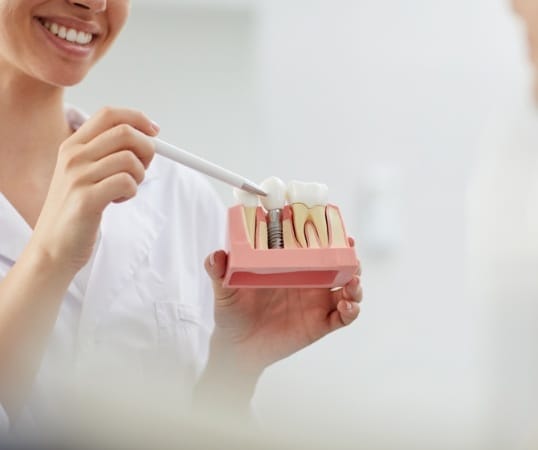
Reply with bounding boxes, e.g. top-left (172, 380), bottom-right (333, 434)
top-left (260, 176), bottom-right (287, 249)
